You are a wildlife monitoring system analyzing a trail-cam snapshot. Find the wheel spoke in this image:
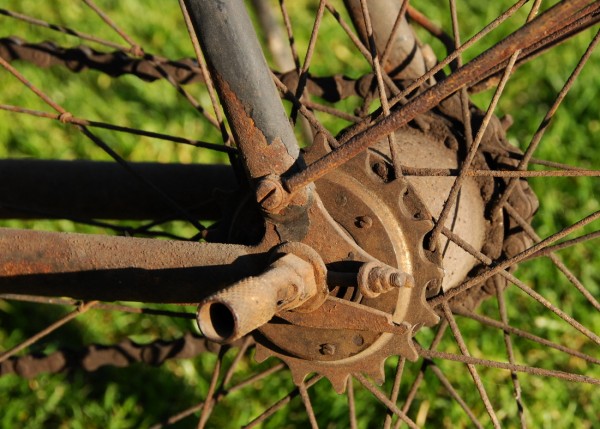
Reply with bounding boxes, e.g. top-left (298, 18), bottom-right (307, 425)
top-left (358, 0), bottom-right (403, 178)
top-left (383, 357), bottom-right (405, 429)
top-left (347, 377), bottom-right (358, 429)
top-left (442, 303), bottom-right (501, 428)
top-left (523, 231), bottom-right (600, 261)
top-left (82, 0), bottom-right (142, 53)
top-left (323, 1), bottom-right (402, 97)
top-left (380, 0), bottom-right (410, 68)
top-left (454, 309), bottom-right (600, 366)
top-left (0, 104), bottom-right (233, 153)
top-left (495, 285), bottom-right (527, 428)
top-left (428, 364), bottom-right (485, 429)
top-left (430, 210), bottom-right (600, 307)
top-left (0, 295), bottom-right (196, 319)
top-left (196, 346), bottom-right (225, 428)
top-left (149, 360), bottom-right (286, 429)
top-left (0, 56), bottom-right (207, 233)
top-left (243, 375), bottom-right (323, 429)
top-left (0, 8), bottom-right (132, 52)
top-left (505, 204), bottom-right (600, 311)
top-left (279, 0), bottom-right (302, 71)
top-left (399, 166), bottom-right (600, 178)
top-left (354, 373), bottom-right (418, 429)
top-left (400, 320), bottom-right (448, 415)
top-left (0, 301), bottom-right (98, 363)
top-left (299, 382), bottom-right (320, 429)
top-left (417, 347), bottom-right (600, 385)
top-left (289, 0), bottom-right (326, 124)
top-left (491, 27), bottom-right (600, 215)
top-left (179, 0), bottom-right (234, 148)
top-left (440, 225), bottom-right (600, 345)
top-left (427, 47), bottom-right (519, 250)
